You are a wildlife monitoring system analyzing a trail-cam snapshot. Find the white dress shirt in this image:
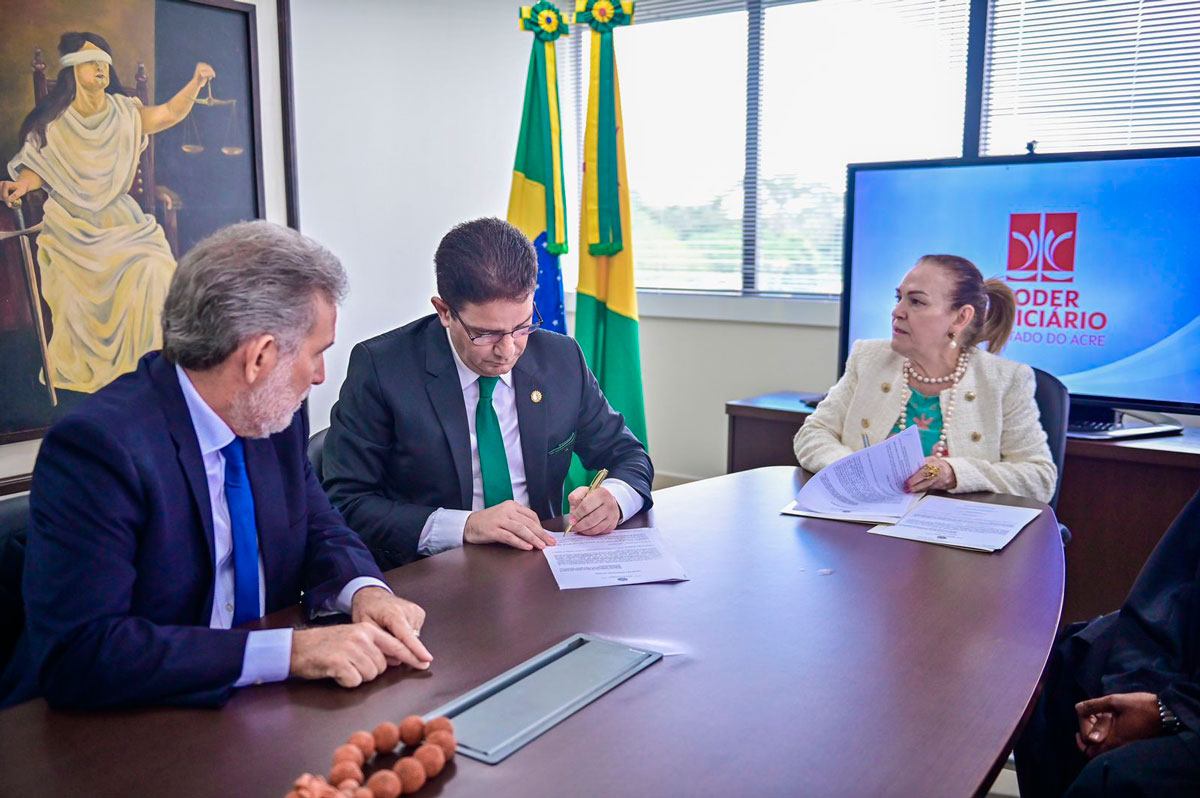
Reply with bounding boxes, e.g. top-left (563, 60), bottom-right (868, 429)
top-left (417, 330), bottom-right (643, 555)
top-left (175, 366), bottom-right (388, 687)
